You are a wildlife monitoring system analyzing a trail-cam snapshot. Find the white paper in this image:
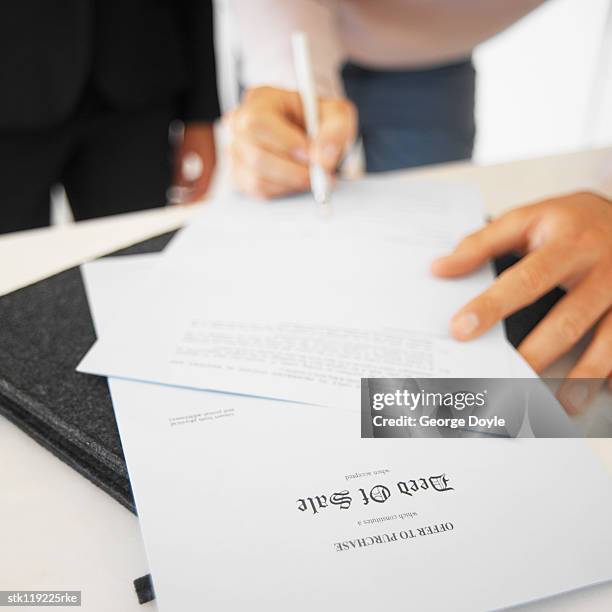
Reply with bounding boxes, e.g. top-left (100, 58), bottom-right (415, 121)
top-left (166, 179), bottom-right (489, 253)
top-left (81, 256), bottom-right (612, 612)
top-left (78, 179), bottom-right (516, 406)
